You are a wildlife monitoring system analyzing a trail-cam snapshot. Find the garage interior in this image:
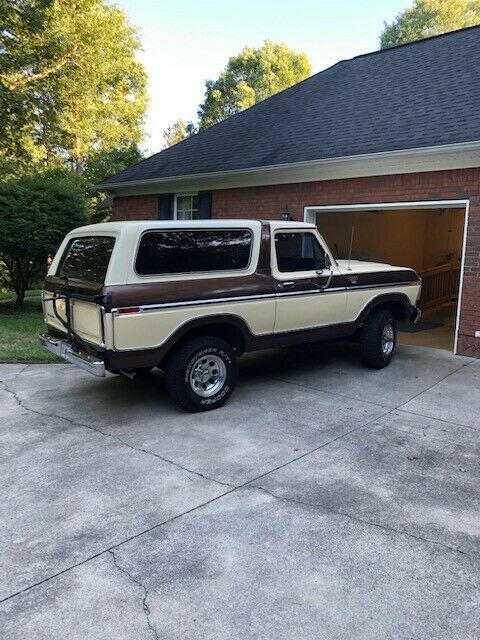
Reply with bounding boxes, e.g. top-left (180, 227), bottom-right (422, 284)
top-left (313, 205), bottom-right (466, 352)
